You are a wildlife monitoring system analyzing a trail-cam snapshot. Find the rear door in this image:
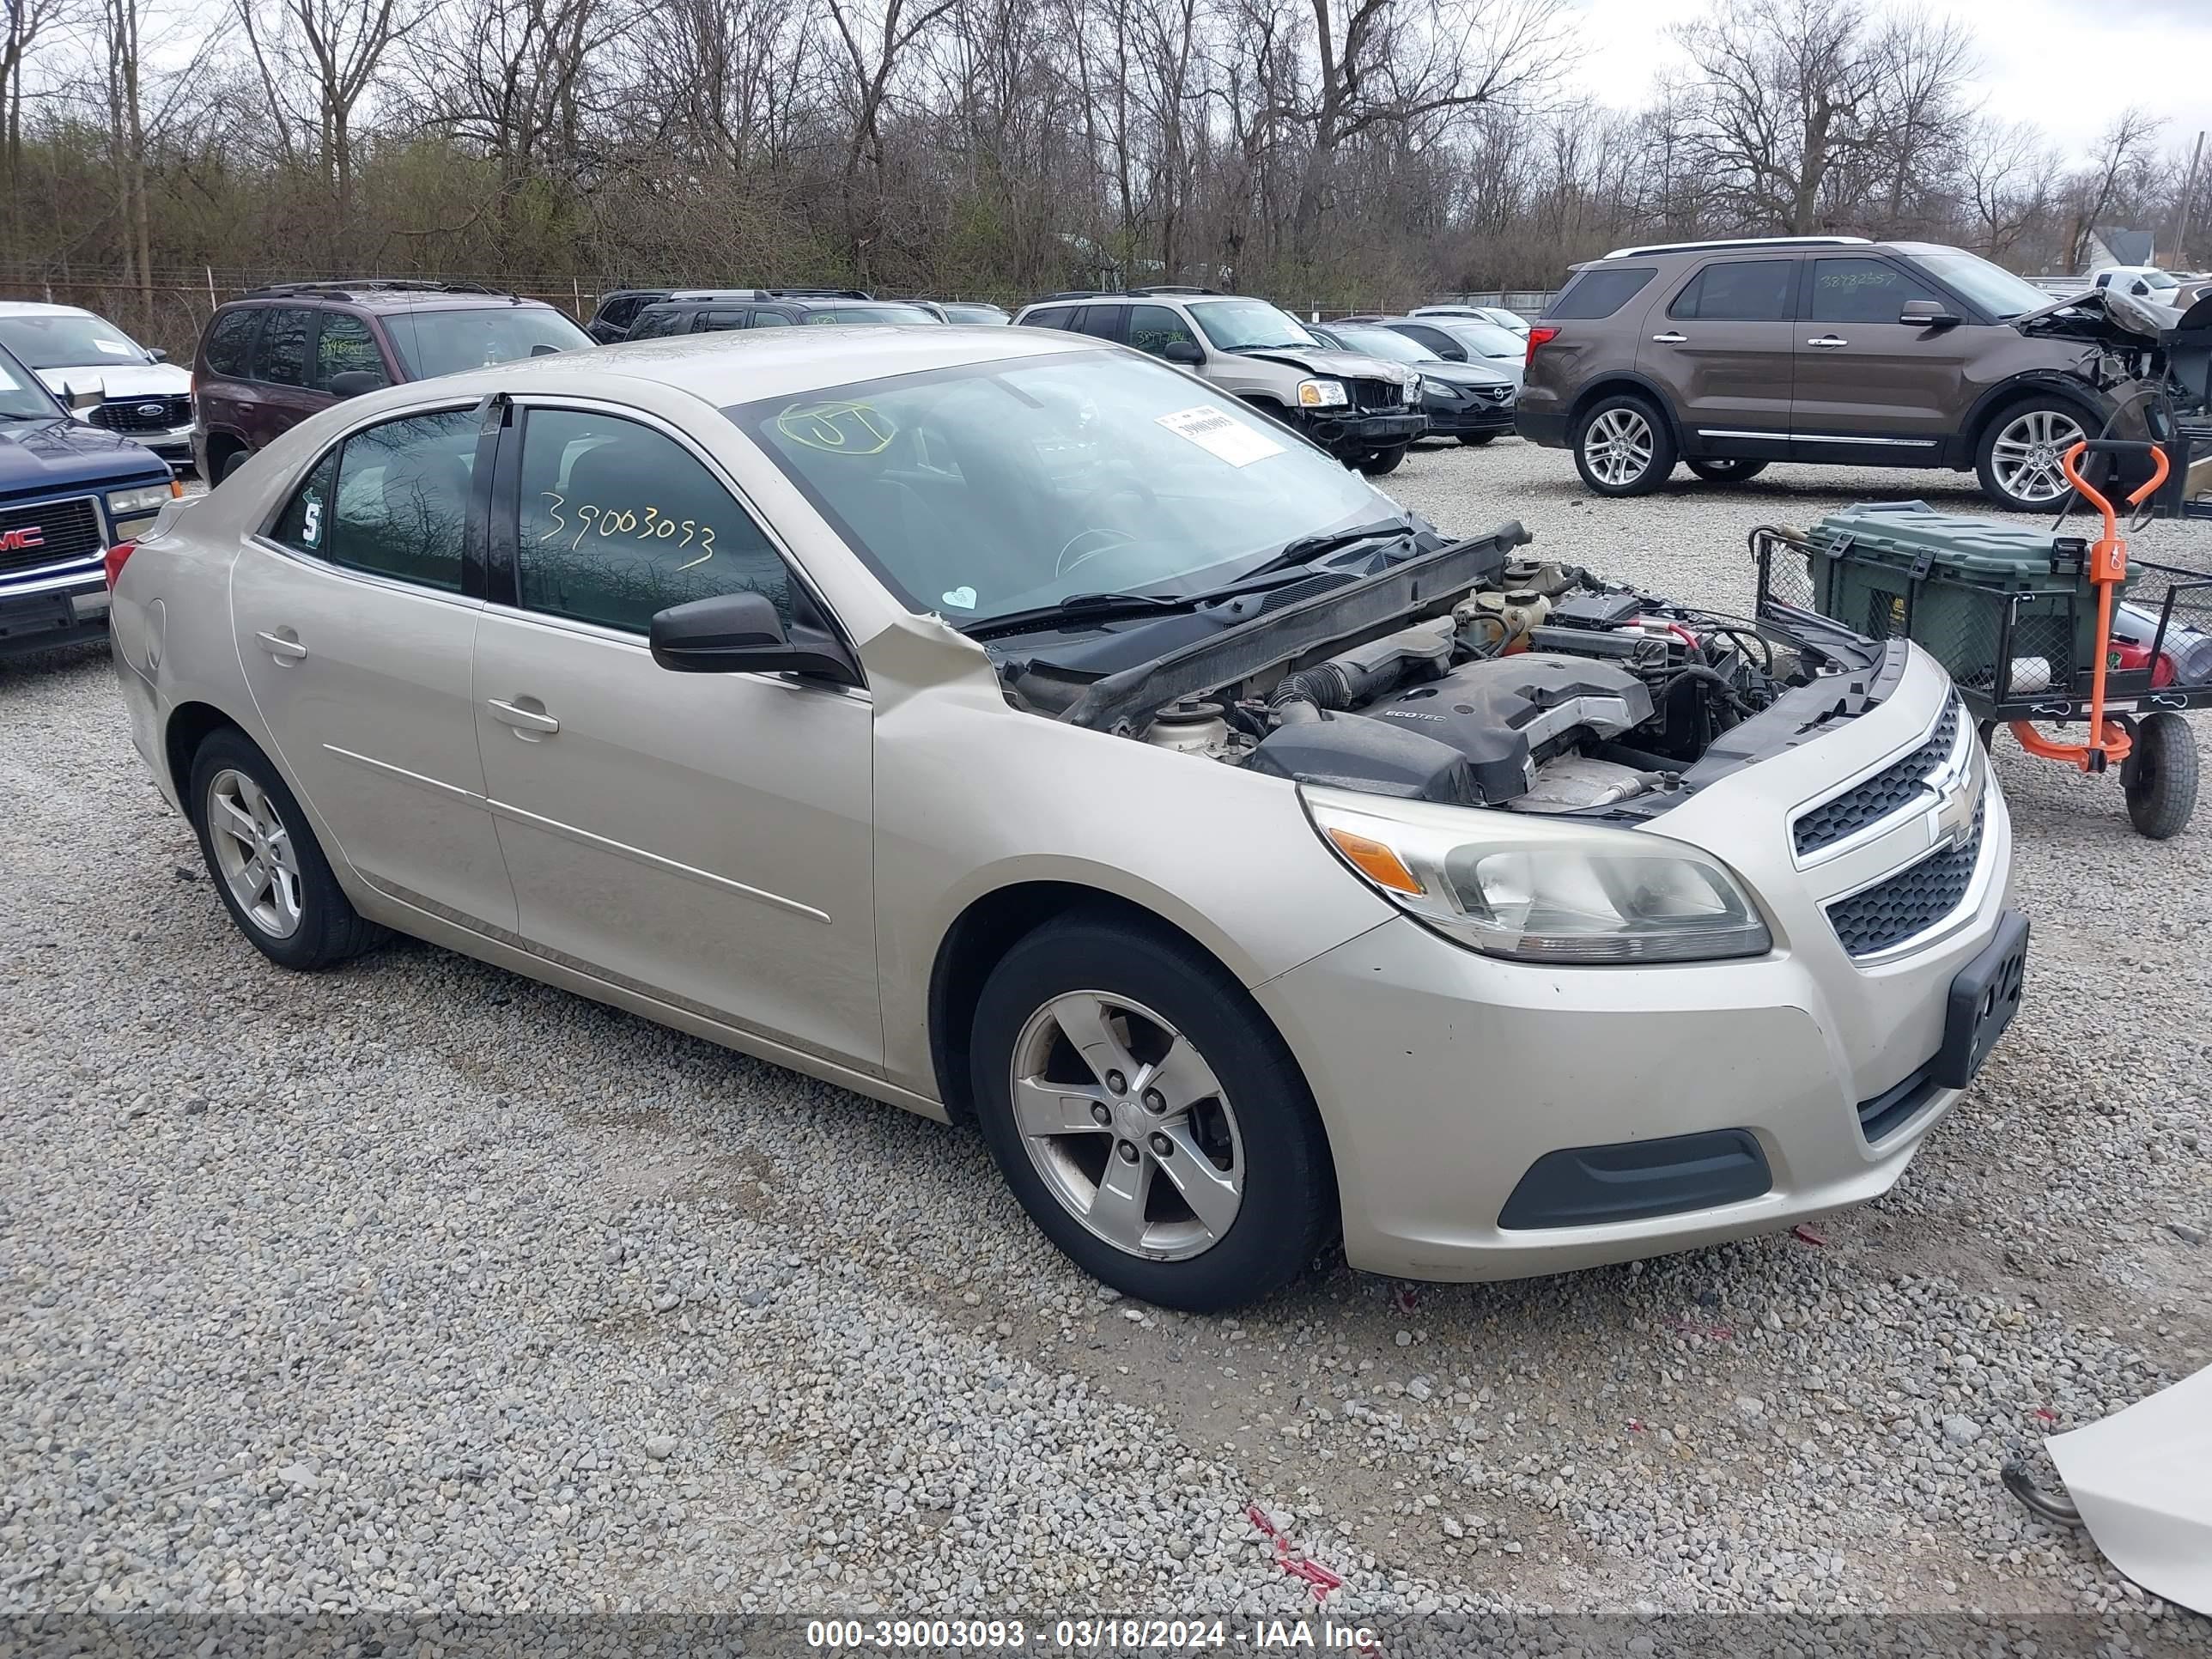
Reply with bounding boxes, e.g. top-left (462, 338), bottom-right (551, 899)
top-left (241, 307), bottom-right (333, 451)
top-left (1637, 257), bottom-right (1798, 456)
top-left (1790, 255), bottom-right (1974, 463)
